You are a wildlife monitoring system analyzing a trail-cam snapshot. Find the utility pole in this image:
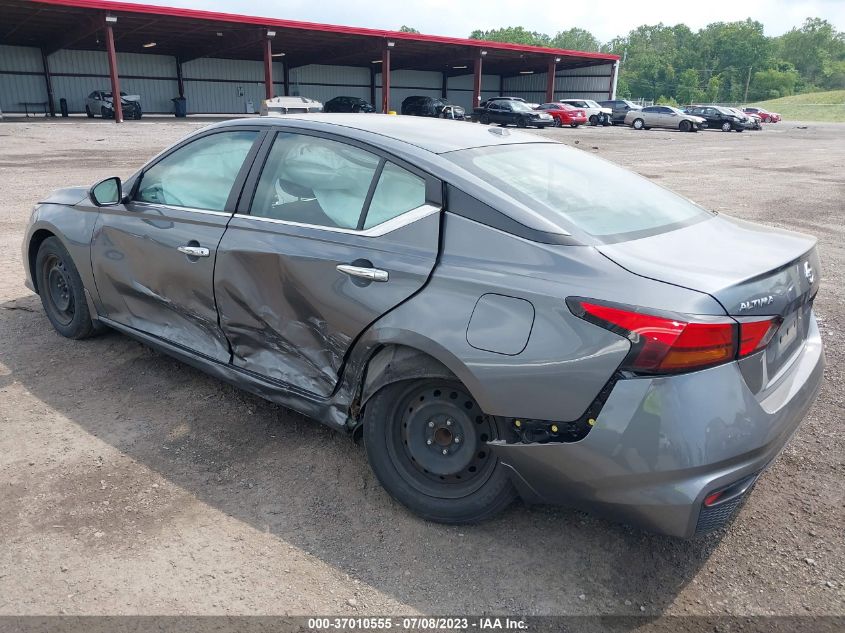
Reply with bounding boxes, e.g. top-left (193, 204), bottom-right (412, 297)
top-left (744, 66), bottom-right (753, 104)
